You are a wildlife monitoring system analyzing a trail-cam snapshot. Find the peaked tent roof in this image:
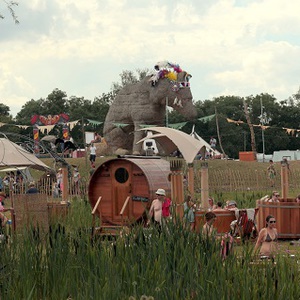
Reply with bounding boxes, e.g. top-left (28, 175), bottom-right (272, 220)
top-left (137, 127), bottom-right (209, 164)
top-left (0, 138), bottom-right (51, 171)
